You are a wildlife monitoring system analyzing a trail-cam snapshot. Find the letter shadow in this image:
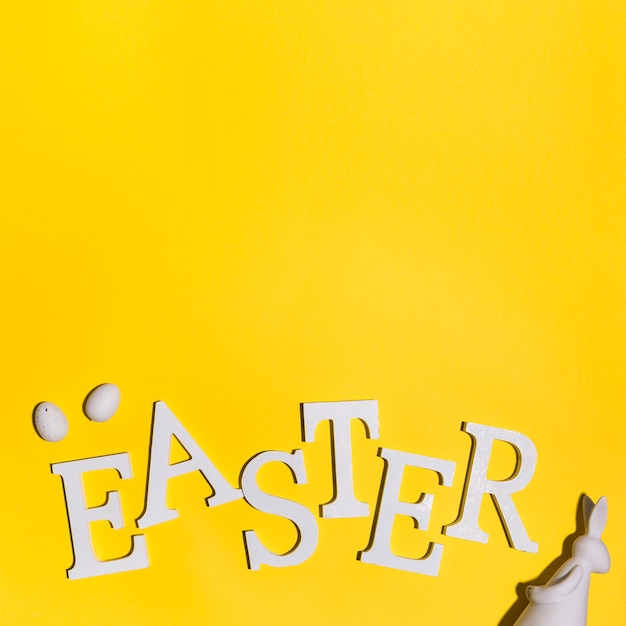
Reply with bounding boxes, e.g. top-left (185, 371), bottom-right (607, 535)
top-left (498, 494), bottom-right (590, 626)
top-left (137, 401), bottom-right (160, 522)
top-left (356, 448), bottom-right (388, 558)
top-left (299, 403), bottom-right (342, 516)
